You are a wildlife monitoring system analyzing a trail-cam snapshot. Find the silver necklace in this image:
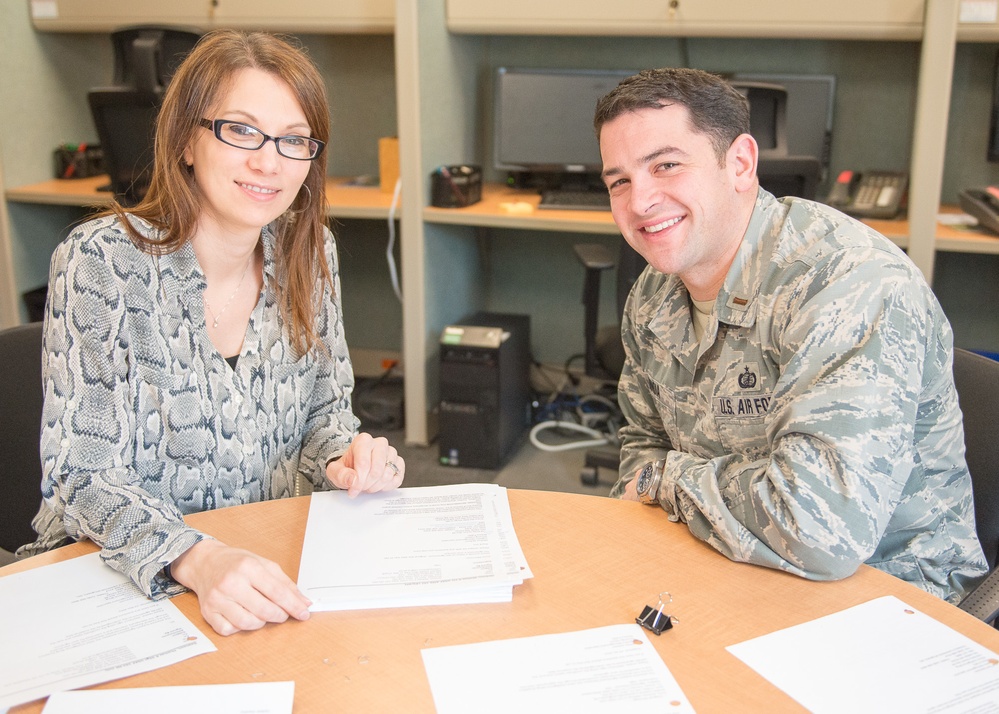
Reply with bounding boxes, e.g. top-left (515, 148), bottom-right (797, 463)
top-left (204, 254), bottom-right (252, 329)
